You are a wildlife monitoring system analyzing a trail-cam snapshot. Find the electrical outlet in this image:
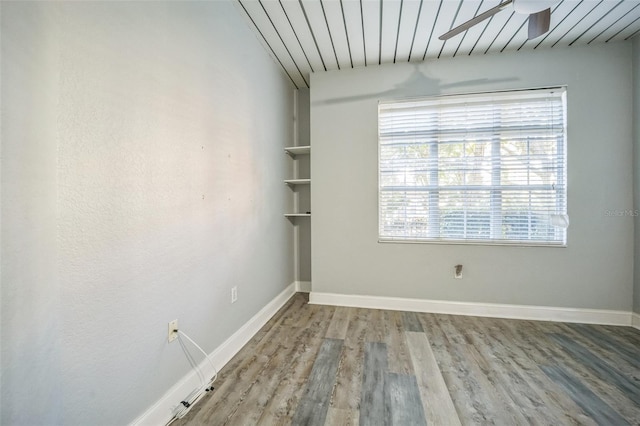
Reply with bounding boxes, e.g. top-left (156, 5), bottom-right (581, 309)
top-left (231, 286), bottom-right (238, 303)
top-left (168, 319), bottom-right (178, 343)
top-left (454, 264), bottom-right (463, 279)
